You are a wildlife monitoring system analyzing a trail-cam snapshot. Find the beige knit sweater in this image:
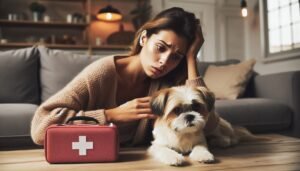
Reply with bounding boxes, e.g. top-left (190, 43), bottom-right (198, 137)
top-left (31, 55), bottom-right (219, 146)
